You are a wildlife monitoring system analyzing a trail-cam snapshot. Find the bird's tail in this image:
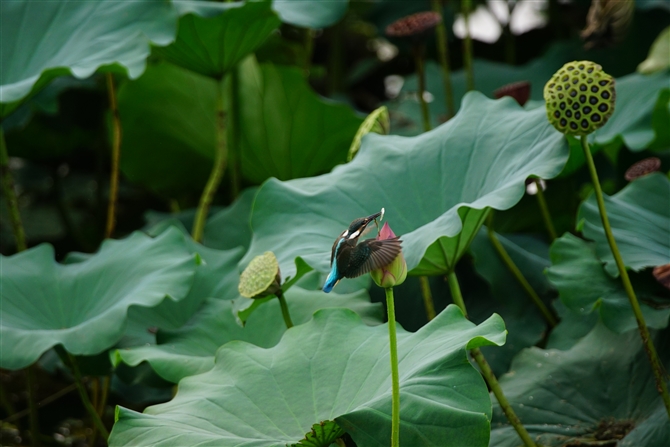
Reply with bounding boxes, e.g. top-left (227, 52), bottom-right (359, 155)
top-left (322, 272), bottom-right (340, 293)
